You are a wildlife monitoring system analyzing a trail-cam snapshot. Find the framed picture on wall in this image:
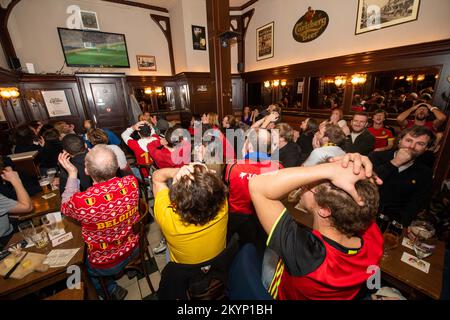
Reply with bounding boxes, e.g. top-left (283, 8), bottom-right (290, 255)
top-left (80, 10), bottom-right (100, 30)
top-left (256, 22), bottom-right (274, 61)
top-left (355, 0), bottom-right (421, 35)
top-left (136, 55), bottom-right (157, 71)
top-left (192, 25), bottom-right (207, 50)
